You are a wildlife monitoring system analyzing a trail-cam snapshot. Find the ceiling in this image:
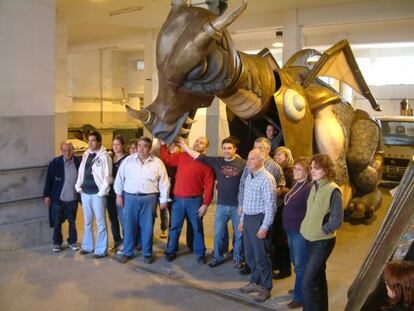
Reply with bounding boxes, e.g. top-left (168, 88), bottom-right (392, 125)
top-left (57, 0), bottom-right (368, 51)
